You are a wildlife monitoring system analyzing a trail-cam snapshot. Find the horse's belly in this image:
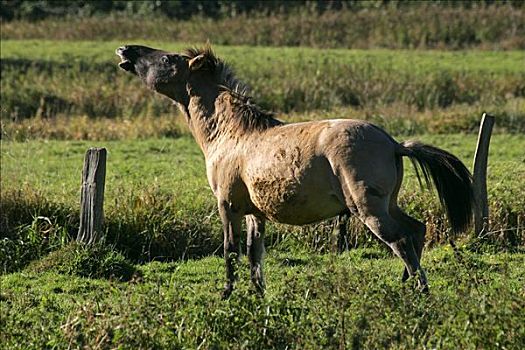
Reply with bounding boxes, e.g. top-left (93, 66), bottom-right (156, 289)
top-left (267, 194), bottom-right (344, 225)
top-left (246, 158), bottom-right (345, 225)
